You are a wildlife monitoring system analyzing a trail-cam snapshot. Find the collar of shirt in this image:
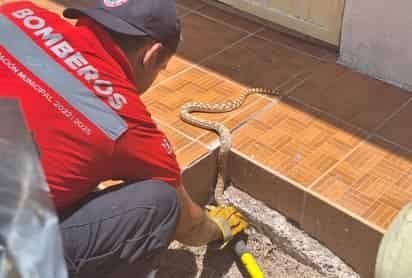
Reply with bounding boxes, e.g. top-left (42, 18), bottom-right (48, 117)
top-left (76, 16), bottom-right (136, 84)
